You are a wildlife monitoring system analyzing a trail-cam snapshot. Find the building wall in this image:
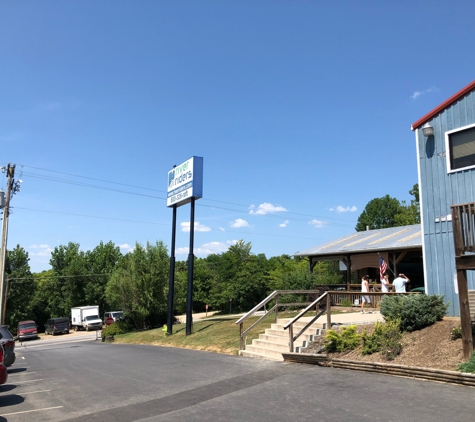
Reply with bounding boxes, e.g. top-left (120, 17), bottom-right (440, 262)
top-left (417, 90), bottom-right (475, 316)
